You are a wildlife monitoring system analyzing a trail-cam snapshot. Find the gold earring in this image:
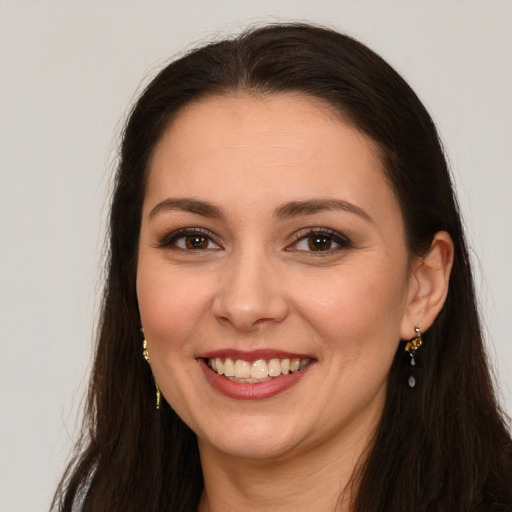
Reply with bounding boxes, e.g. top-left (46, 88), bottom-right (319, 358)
top-left (155, 383), bottom-right (161, 410)
top-left (142, 338), bottom-right (150, 362)
top-left (405, 327), bottom-right (423, 356)
top-left (142, 339), bottom-right (161, 410)
top-left (404, 327), bottom-right (423, 388)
